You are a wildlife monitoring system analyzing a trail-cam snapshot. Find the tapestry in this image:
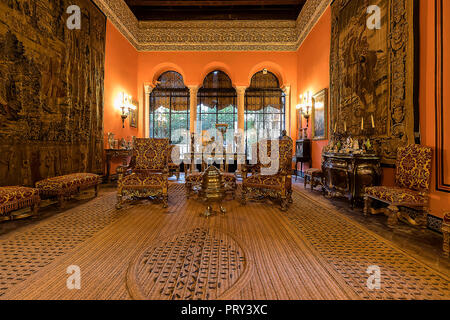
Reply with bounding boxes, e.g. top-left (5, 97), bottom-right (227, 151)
top-left (330, 0), bottom-right (416, 164)
top-left (0, 0), bottom-right (106, 186)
